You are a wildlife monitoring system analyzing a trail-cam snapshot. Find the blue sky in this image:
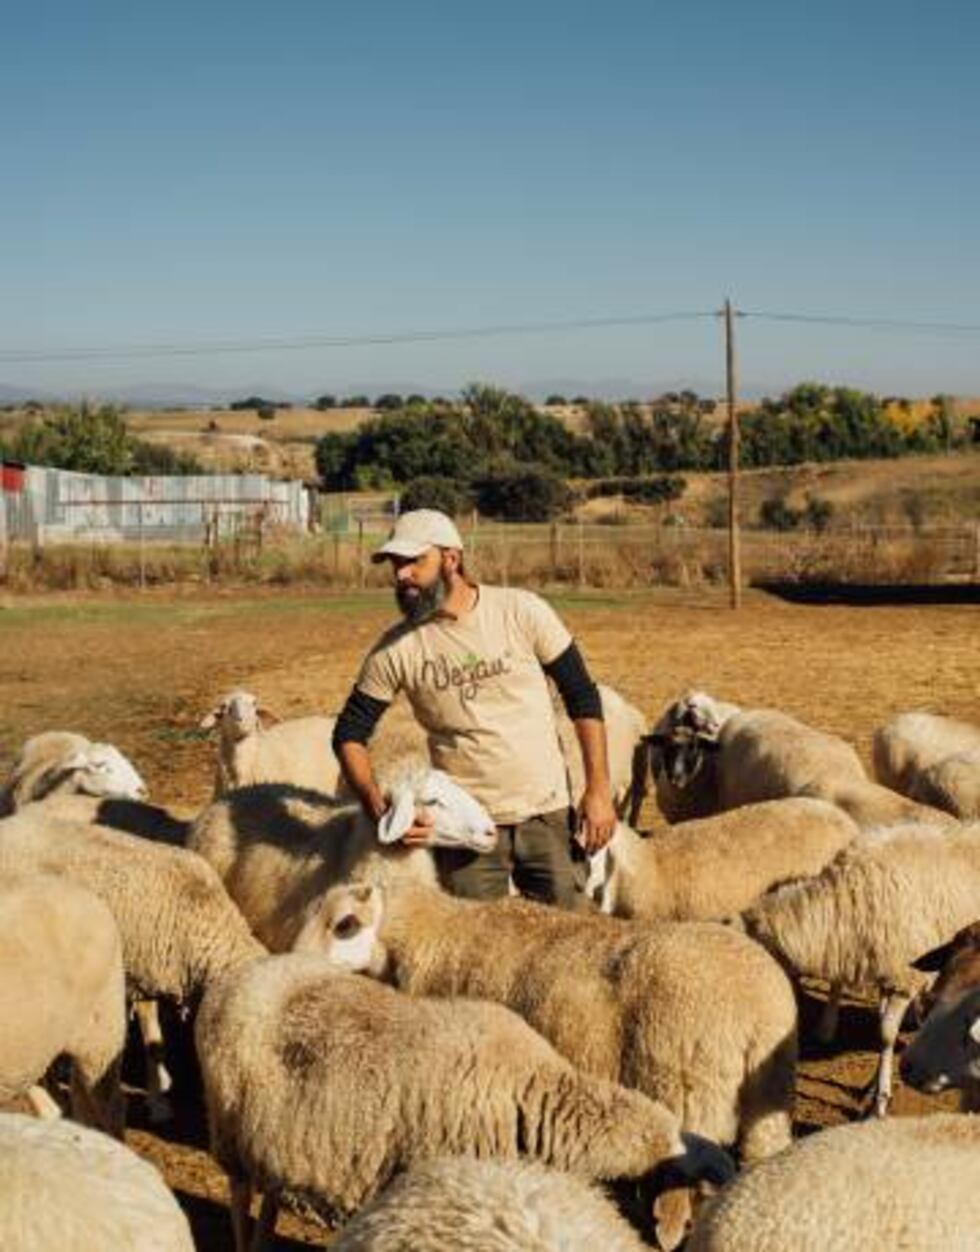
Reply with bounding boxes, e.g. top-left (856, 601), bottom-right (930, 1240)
top-left (2, 1), bottom-right (978, 399)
